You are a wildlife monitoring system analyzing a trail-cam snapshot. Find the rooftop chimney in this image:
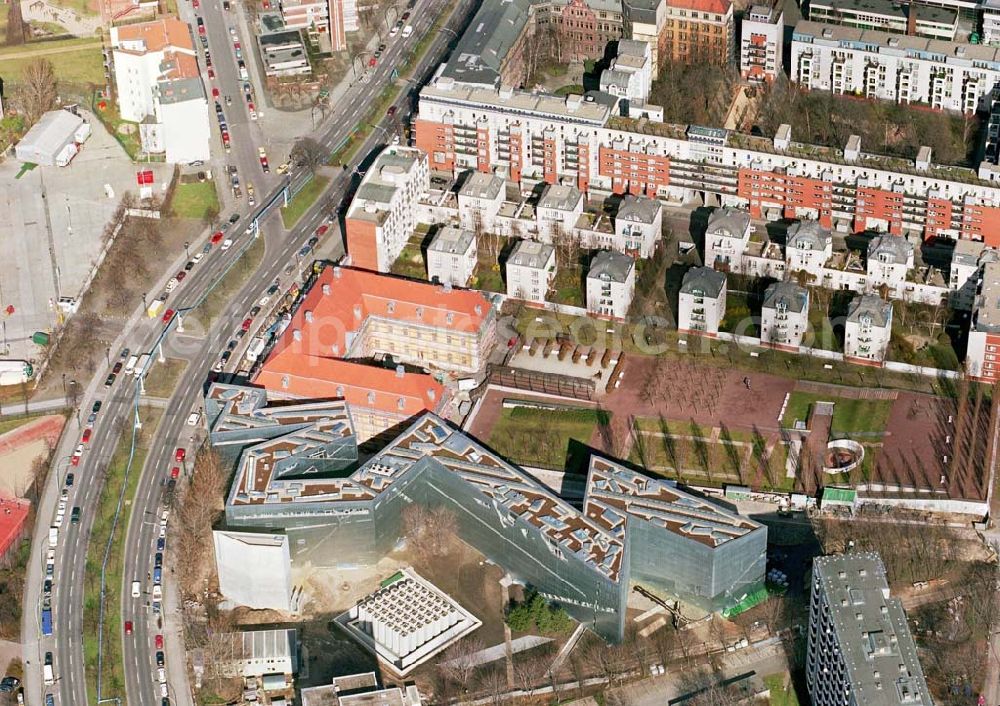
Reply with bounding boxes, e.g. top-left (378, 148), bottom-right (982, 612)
top-left (305, 310), bottom-right (314, 322)
top-left (292, 329), bottom-right (302, 341)
top-left (396, 365), bottom-right (405, 378)
top-left (322, 284), bottom-right (331, 295)
top-left (334, 266), bottom-right (342, 279)
top-left (428, 388), bottom-right (436, 402)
